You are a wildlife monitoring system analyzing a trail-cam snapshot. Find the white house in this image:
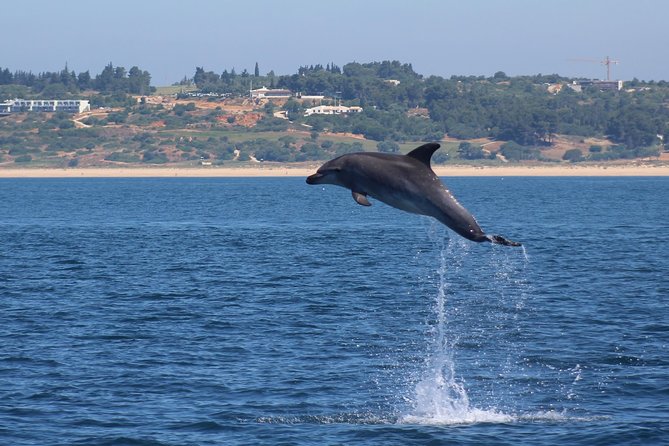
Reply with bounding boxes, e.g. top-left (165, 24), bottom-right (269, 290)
top-left (304, 105), bottom-right (363, 117)
top-left (250, 86), bottom-right (292, 99)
